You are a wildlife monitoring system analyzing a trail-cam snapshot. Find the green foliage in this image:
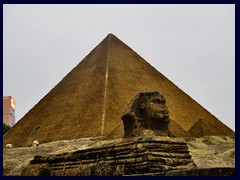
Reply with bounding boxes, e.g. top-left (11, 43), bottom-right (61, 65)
top-left (3, 123), bottom-right (11, 135)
